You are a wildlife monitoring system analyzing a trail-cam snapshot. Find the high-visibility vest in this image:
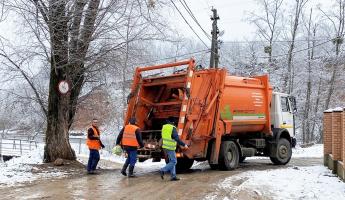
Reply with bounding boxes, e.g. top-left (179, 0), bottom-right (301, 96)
top-left (86, 126), bottom-right (101, 150)
top-left (122, 124), bottom-right (139, 147)
top-left (161, 124), bottom-right (177, 151)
